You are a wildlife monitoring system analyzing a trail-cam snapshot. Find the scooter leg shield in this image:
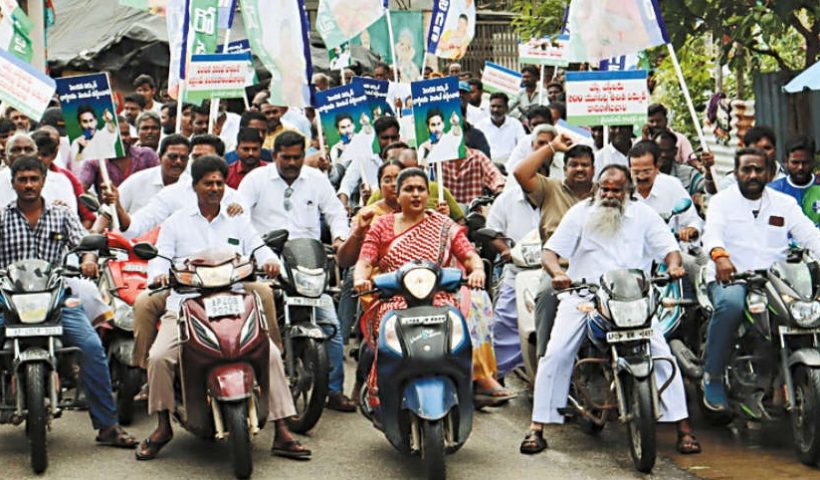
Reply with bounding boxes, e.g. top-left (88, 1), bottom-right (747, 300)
top-left (401, 376), bottom-right (458, 421)
top-left (788, 348), bottom-right (820, 368)
top-left (207, 363), bottom-right (256, 402)
top-left (109, 338), bottom-right (139, 368)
